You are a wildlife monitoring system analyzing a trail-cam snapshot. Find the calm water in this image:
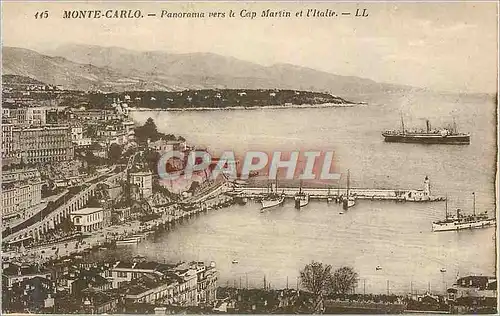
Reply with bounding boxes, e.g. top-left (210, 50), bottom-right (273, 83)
top-left (121, 91), bottom-right (497, 294)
